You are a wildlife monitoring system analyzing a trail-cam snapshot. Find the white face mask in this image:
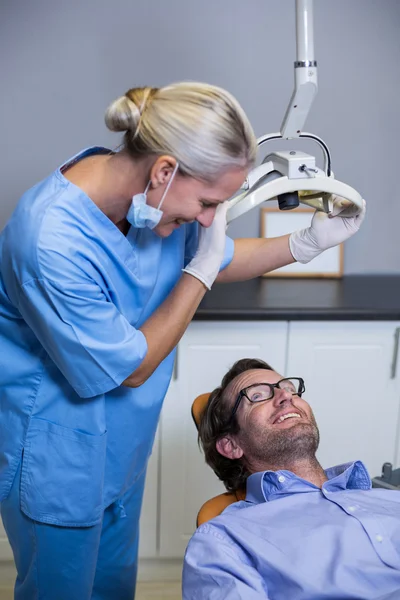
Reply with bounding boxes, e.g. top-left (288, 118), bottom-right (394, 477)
top-left (126, 163), bottom-right (179, 229)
